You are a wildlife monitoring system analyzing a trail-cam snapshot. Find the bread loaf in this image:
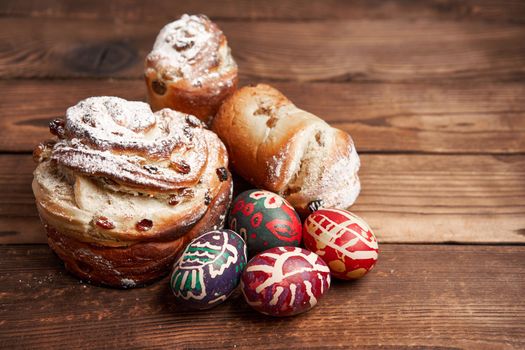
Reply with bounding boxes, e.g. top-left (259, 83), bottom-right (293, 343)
top-left (32, 96), bottom-right (232, 288)
top-left (211, 84), bottom-right (360, 217)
